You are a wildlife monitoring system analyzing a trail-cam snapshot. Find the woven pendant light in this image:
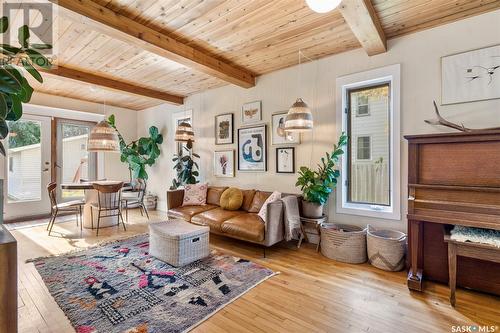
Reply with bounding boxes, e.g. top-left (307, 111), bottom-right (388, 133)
top-left (175, 121), bottom-right (195, 142)
top-left (284, 98), bottom-right (313, 132)
top-left (87, 120), bottom-right (120, 152)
